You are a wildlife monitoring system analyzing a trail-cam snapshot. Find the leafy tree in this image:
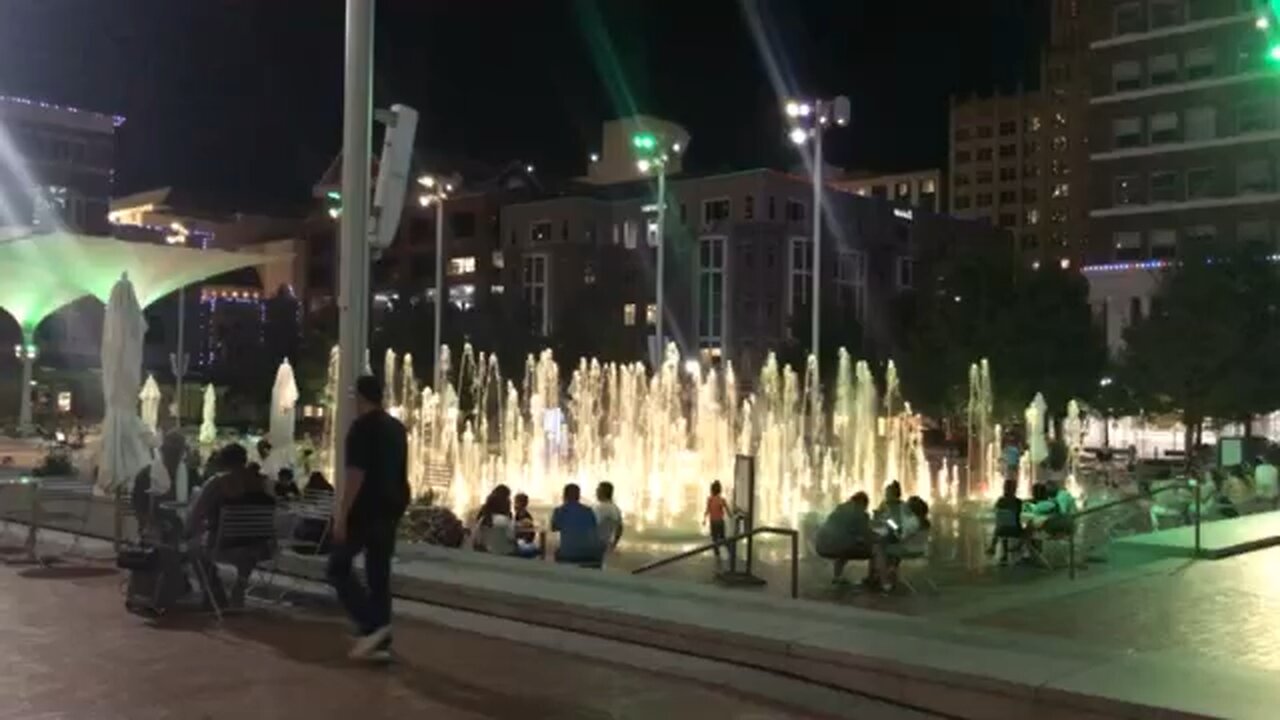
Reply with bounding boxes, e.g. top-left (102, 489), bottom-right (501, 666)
top-left (897, 256), bottom-right (1106, 427)
top-left (1121, 243), bottom-right (1280, 449)
top-left (781, 297), bottom-right (866, 384)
